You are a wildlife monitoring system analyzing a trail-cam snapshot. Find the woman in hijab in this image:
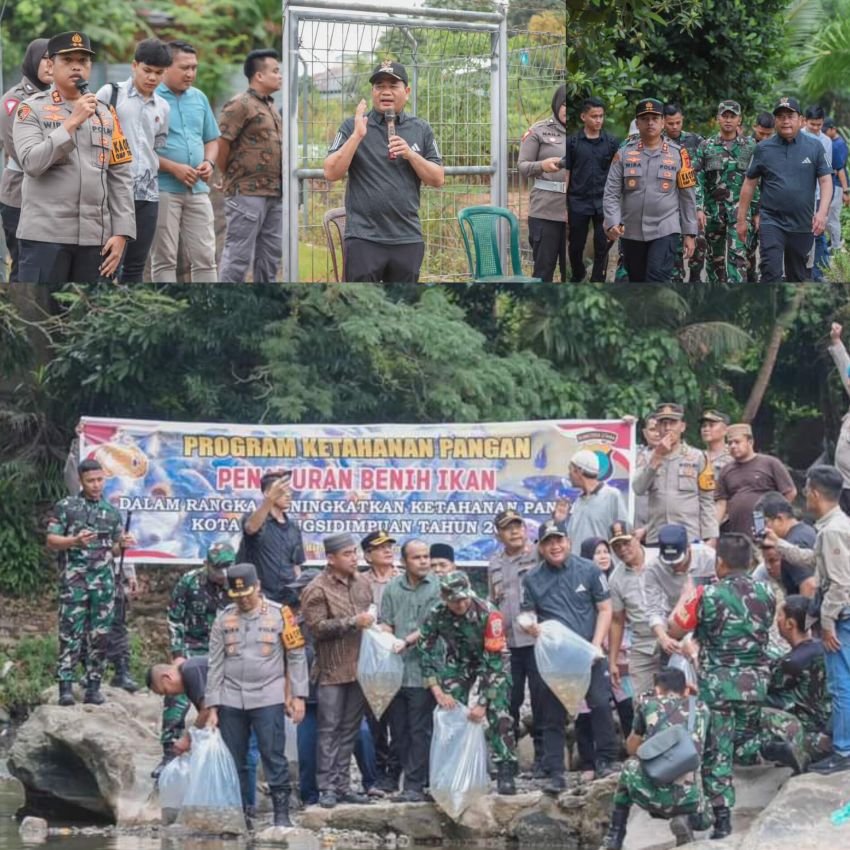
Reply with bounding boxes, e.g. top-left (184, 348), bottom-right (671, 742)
top-left (0, 38), bottom-right (52, 281)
